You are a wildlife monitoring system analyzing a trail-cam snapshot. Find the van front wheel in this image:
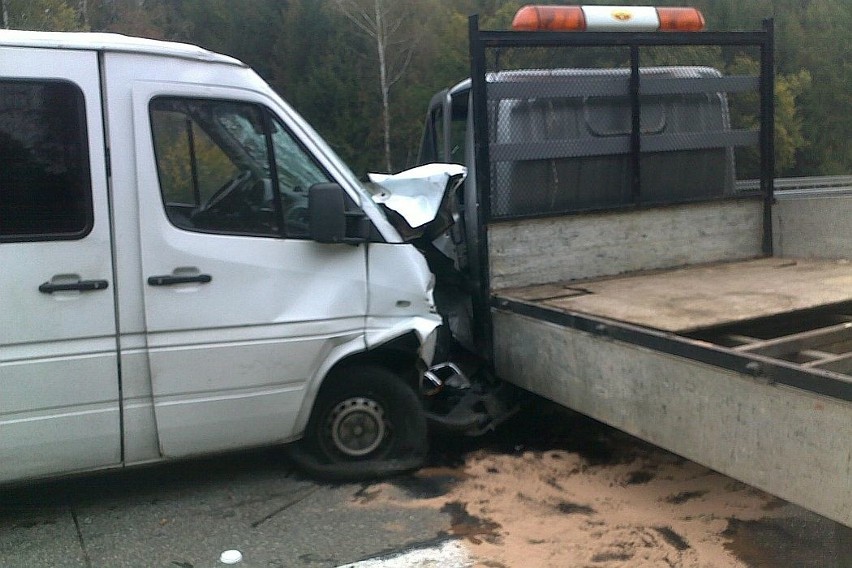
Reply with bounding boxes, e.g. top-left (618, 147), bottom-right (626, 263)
top-left (288, 366), bottom-right (428, 481)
